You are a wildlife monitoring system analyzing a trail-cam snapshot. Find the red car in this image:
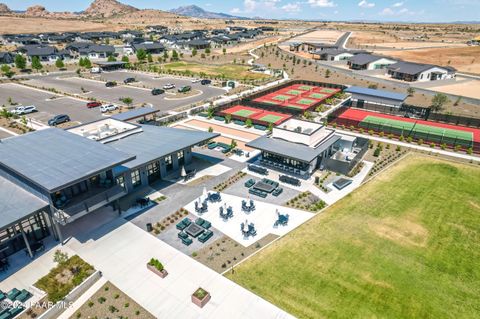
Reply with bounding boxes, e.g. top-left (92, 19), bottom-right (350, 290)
top-left (87, 102), bottom-right (102, 108)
